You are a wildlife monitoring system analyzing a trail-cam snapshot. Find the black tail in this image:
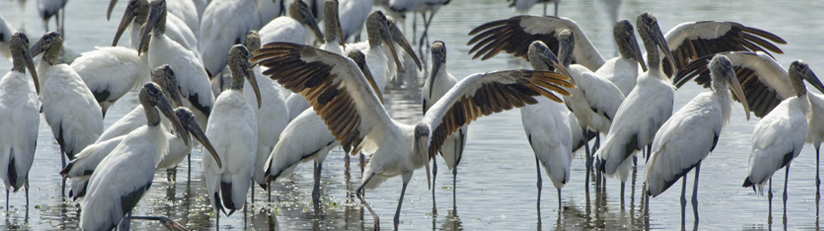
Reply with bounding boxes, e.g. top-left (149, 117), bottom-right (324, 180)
top-left (220, 181), bottom-right (237, 216)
